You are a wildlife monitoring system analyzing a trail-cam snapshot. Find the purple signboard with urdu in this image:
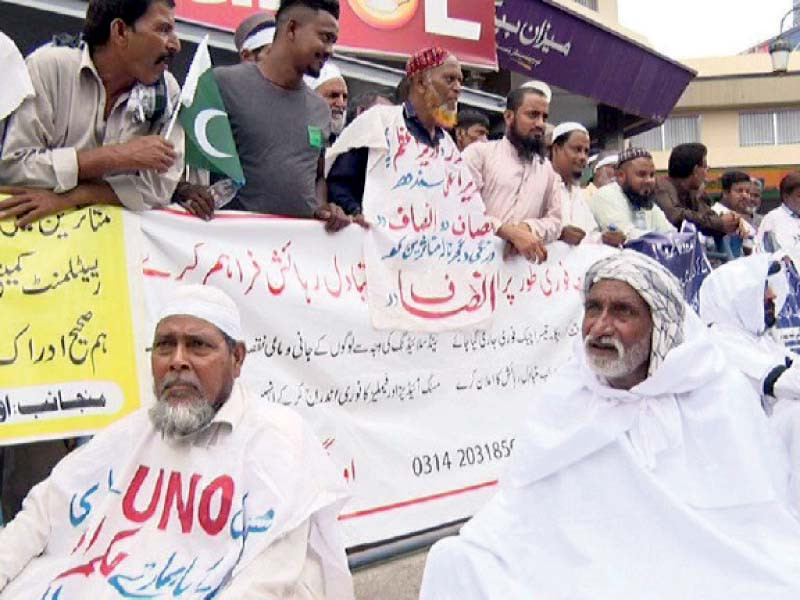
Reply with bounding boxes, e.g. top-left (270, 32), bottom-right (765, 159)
top-left (494, 0), bottom-right (695, 122)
